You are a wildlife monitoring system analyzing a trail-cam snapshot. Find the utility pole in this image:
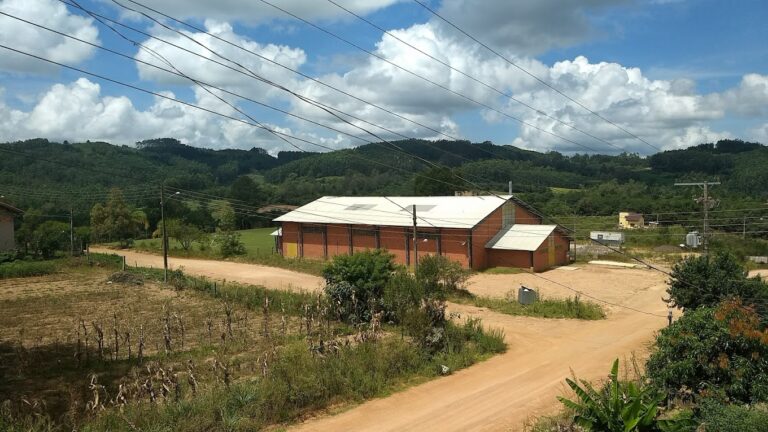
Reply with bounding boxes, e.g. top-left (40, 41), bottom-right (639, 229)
top-left (675, 181), bottom-right (720, 254)
top-left (743, 215), bottom-right (747, 239)
top-left (160, 184), bottom-right (168, 282)
top-left (69, 208), bottom-right (74, 257)
top-left (412, 205), bottom-right (418, 270)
